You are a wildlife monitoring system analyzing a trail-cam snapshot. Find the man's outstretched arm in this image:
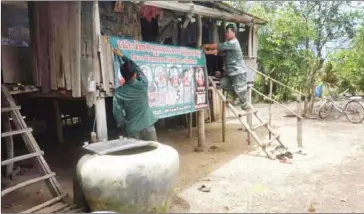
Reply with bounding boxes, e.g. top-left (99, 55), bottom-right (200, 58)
top-left (201, 44), bottom-right (218, 50)
top-left (113, 49), bottom-right (148, 86)
top-left (203, 49), bottom-right (218, 55)
top-left (202, 40), bottom-right (237, 54)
